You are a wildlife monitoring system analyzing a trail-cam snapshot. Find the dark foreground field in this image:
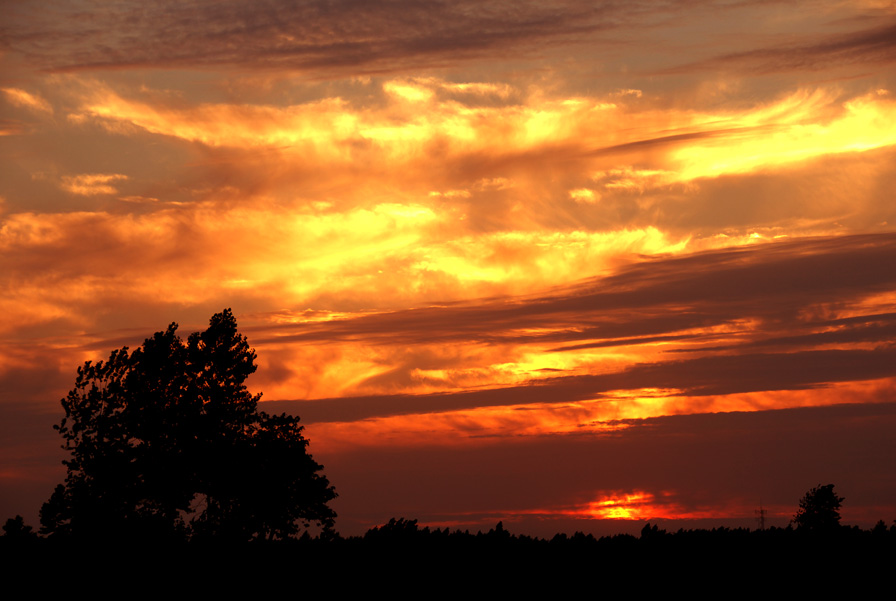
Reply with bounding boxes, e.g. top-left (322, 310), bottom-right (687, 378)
top-left (4, 520), bottom-right (894, 594)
